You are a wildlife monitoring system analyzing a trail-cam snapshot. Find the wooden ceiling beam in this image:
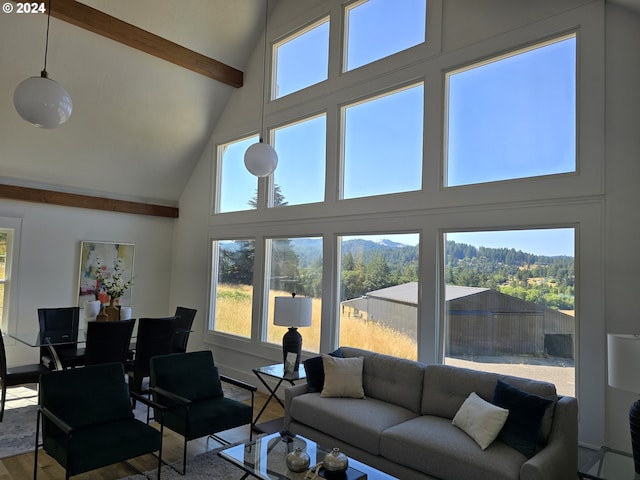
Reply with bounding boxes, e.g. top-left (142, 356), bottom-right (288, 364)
top-left (46, 0), bottom-right (243, 87)
top-left (0, 184), bottom-right (179, 218)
